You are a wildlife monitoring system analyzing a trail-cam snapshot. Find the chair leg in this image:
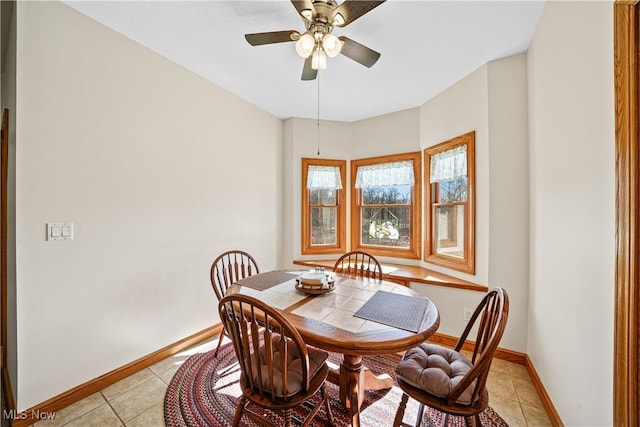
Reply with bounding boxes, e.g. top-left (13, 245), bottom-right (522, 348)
top-left (214, 327), bottom-right (226, 357)
top-left (415, 403), bottom-right (425, 427)
top-left (393, 392), bottom-right (409, 427)
top-left (463, 414), bottom-right (481, 427)
top-left (231, 396), bottom-right (246, 427)
top-left (284, 409), bottom-right (293, 427)
top-left (440, 413), bottom-right (448, 427)
top-left (321, 384), bottom-right (334, 426)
